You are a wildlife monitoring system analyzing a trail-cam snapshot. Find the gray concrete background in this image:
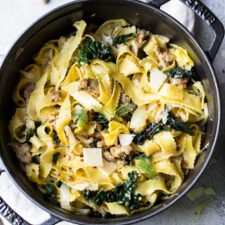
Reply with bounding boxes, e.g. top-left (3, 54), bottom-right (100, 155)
top-left (0, 0), bottom-right (225, 224)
